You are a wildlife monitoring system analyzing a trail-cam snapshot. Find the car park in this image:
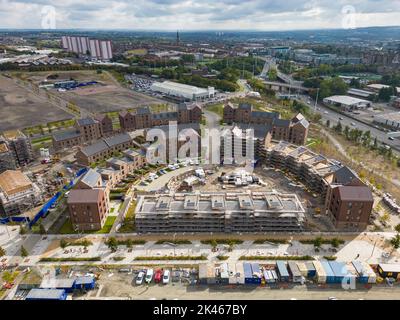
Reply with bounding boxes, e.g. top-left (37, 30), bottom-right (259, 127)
top-left (136, 271), bottom-right (145, 285)
top-left (145, 269), bottom-right (154, 284)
